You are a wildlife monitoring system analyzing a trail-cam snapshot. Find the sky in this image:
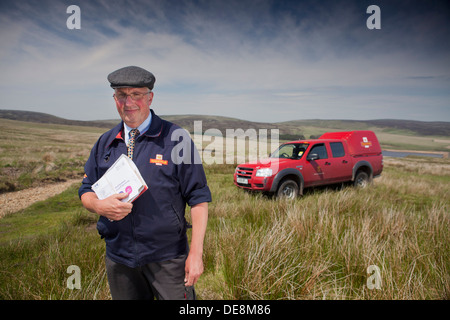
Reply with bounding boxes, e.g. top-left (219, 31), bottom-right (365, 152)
top-left (0, 0), bottom-right (449, 123)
